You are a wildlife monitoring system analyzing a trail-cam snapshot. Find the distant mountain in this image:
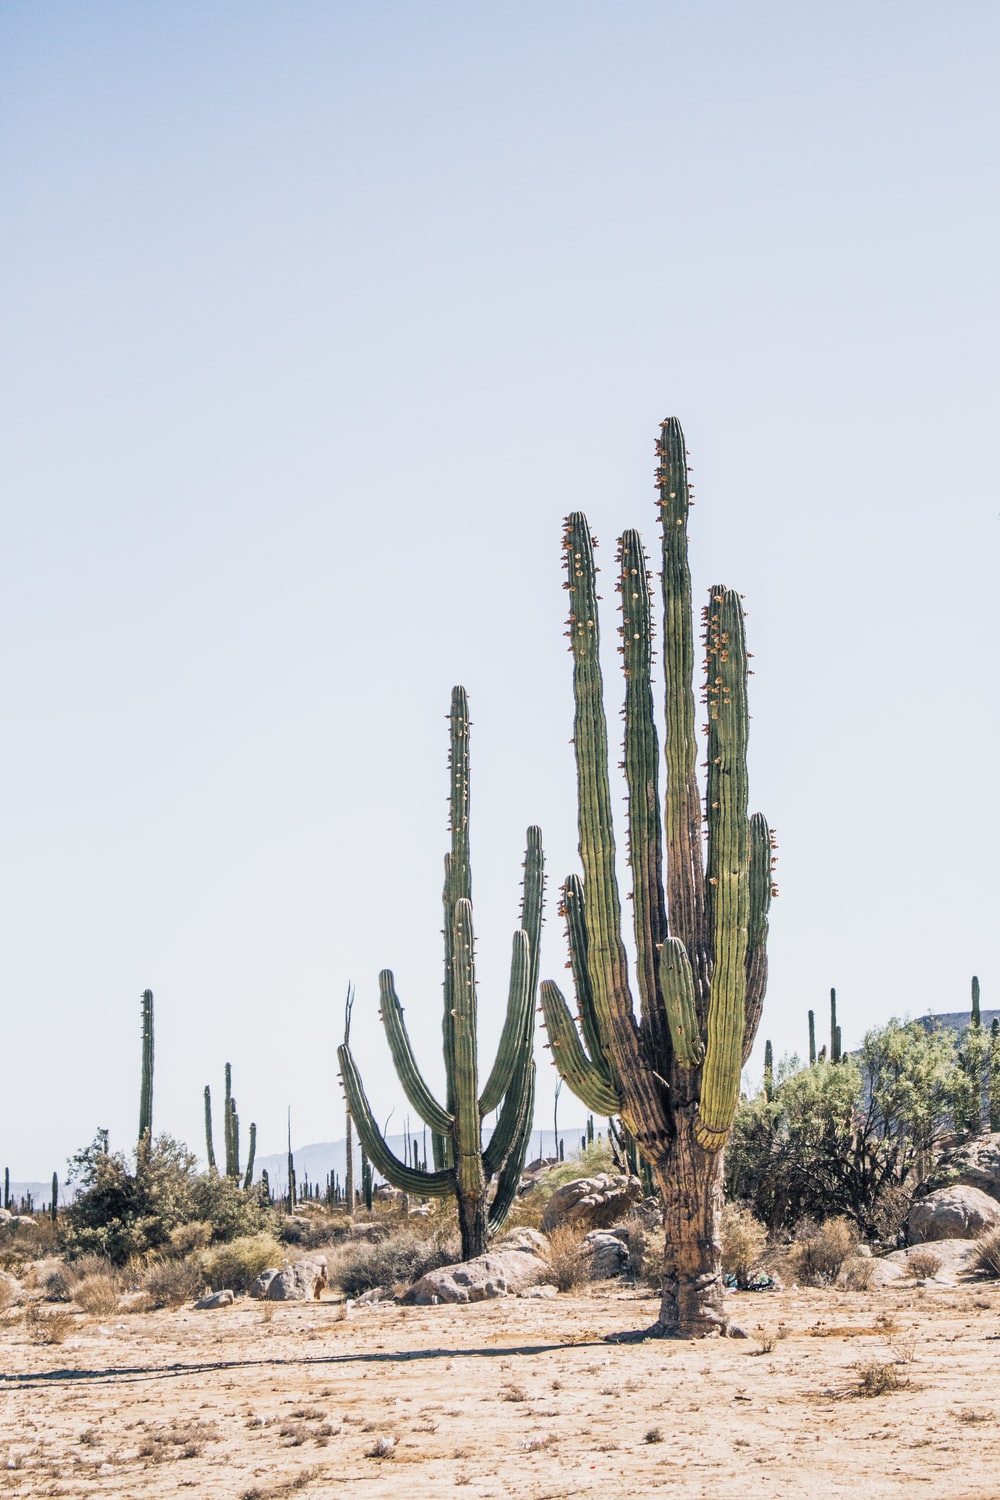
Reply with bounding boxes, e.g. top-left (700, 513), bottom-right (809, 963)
top-left (253, 1123), bottom-right (591, 1194)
